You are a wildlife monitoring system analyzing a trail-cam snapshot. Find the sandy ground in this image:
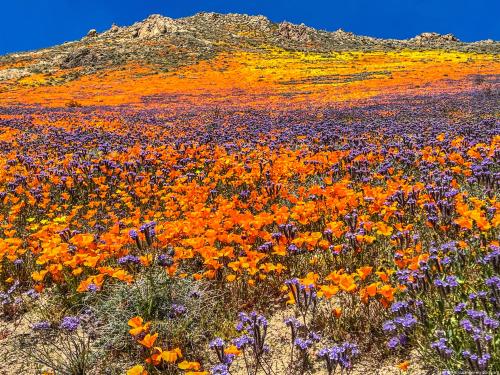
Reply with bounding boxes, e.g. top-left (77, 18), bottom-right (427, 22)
top-left (227, 308), bottom-right (425, 375)
top-left (1, 316), bottom-right (37, 374)
top-left (1, 306), bottom-right (425, 374)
